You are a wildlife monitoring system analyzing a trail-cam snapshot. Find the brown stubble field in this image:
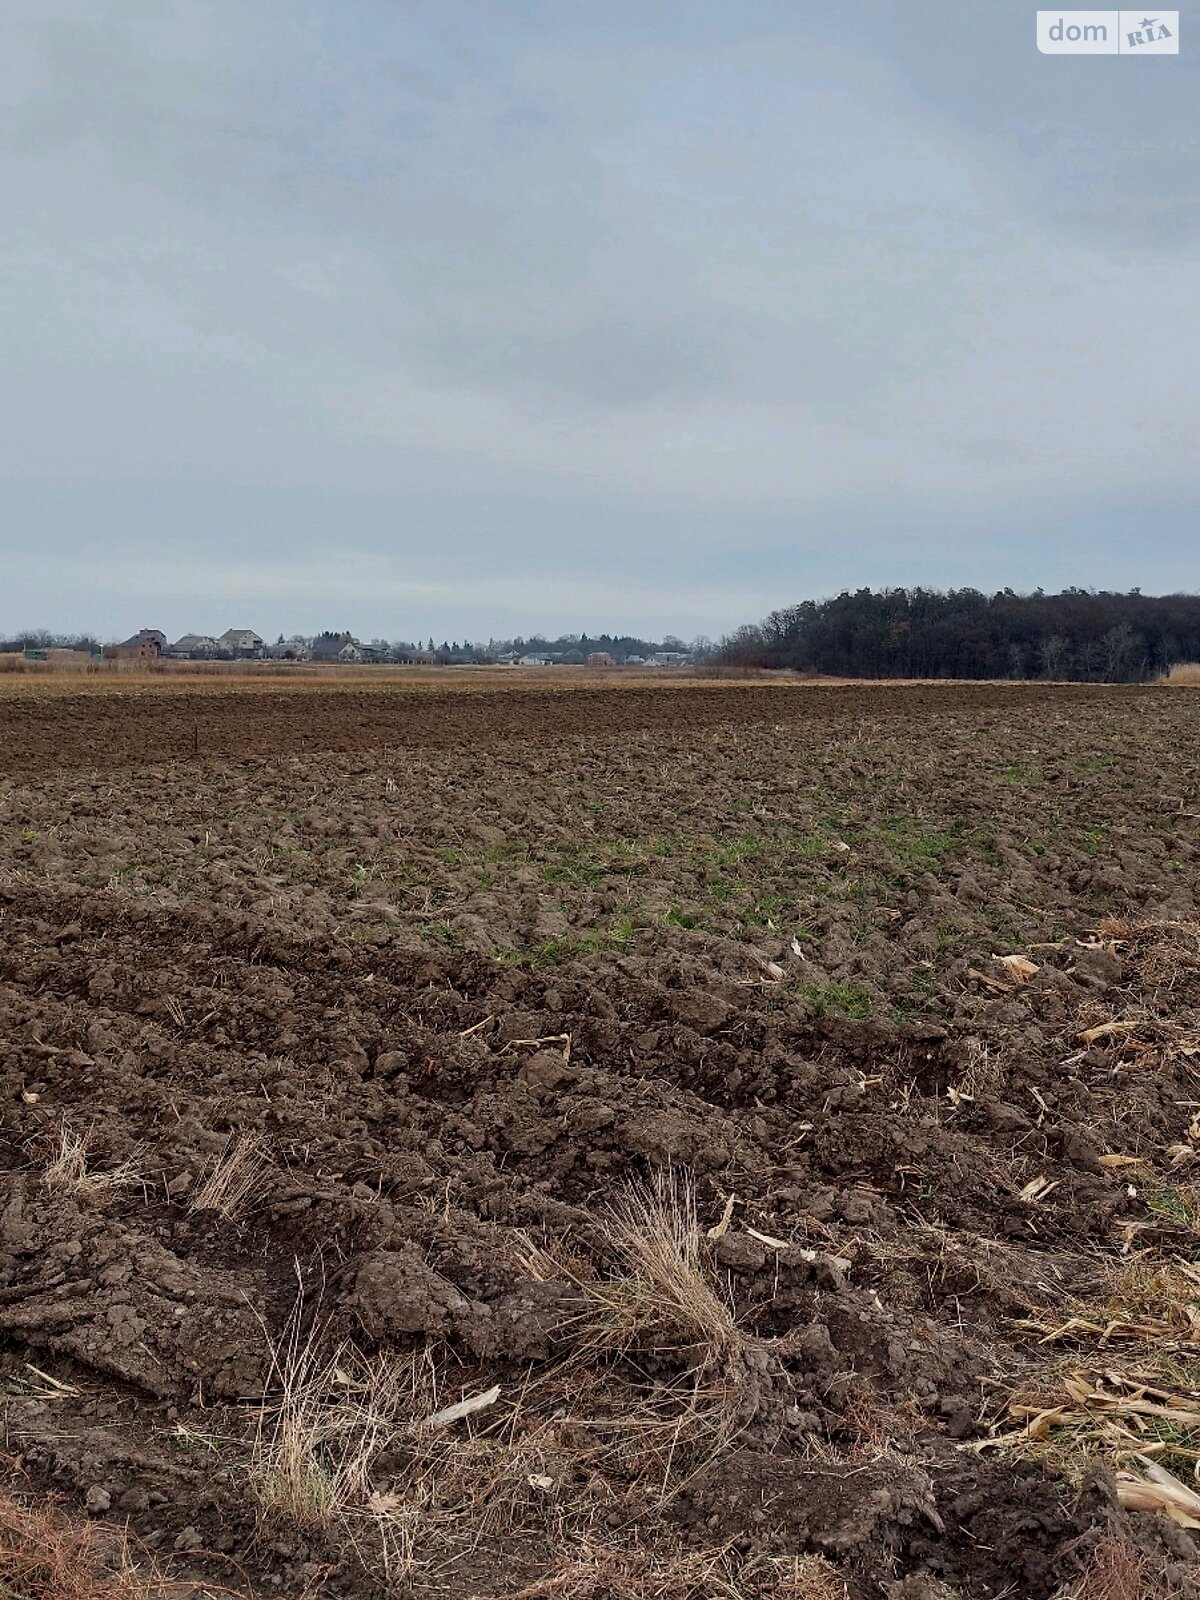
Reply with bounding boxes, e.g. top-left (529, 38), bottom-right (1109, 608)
top-left (1, 677), bottom-right (1199, 1600)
